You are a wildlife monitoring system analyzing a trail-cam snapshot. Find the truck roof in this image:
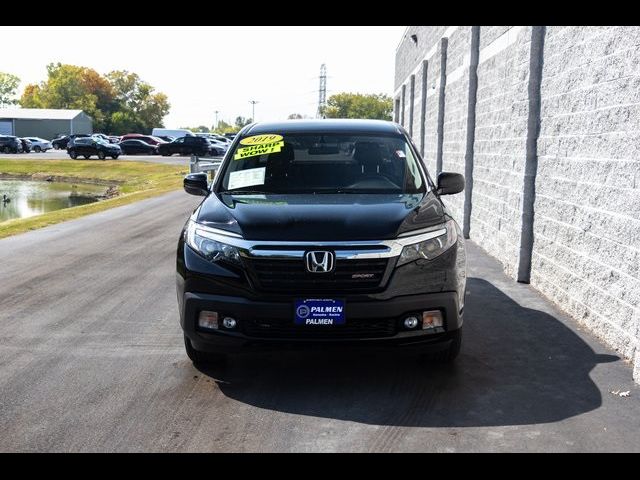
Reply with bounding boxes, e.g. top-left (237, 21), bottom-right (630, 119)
top-left (243, 119), bottom-right (404, 136)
